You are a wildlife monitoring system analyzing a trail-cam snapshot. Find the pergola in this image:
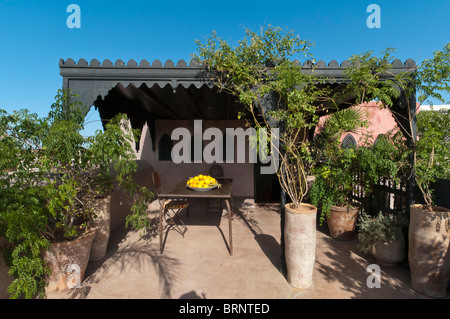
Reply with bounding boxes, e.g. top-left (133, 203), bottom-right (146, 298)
top-left (59, 57), bottom-right (417, 148)
top-left (60, 57), bottom-right (418, 268)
